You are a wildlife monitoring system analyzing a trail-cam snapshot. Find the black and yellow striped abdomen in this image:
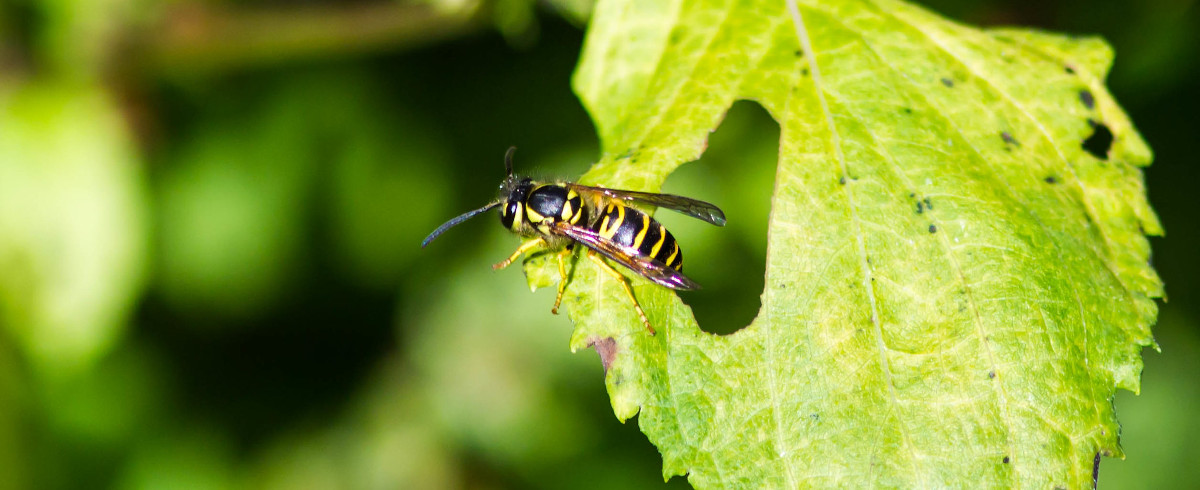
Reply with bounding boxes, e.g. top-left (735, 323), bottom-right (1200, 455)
top-left (593, 203), bottom-right (682, 271)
